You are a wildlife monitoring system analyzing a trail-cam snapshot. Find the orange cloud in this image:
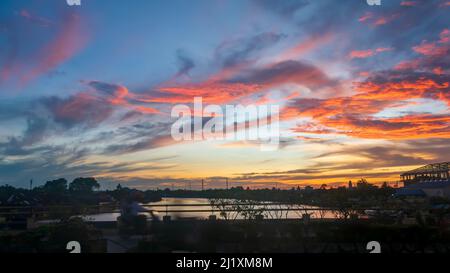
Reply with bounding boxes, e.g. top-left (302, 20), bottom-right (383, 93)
top-left (373, 14), bottom-right (399, 26)
top-left (283, 76), bottom-right (450, 140)
top-left (353, 78), bottom-right (449, 101)
top-left (303, 114), bottom-right (450, 139)
top-left (154, 82), bottom-right (263, 104)
top-left (143, 58), bottom-right (337, 106)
